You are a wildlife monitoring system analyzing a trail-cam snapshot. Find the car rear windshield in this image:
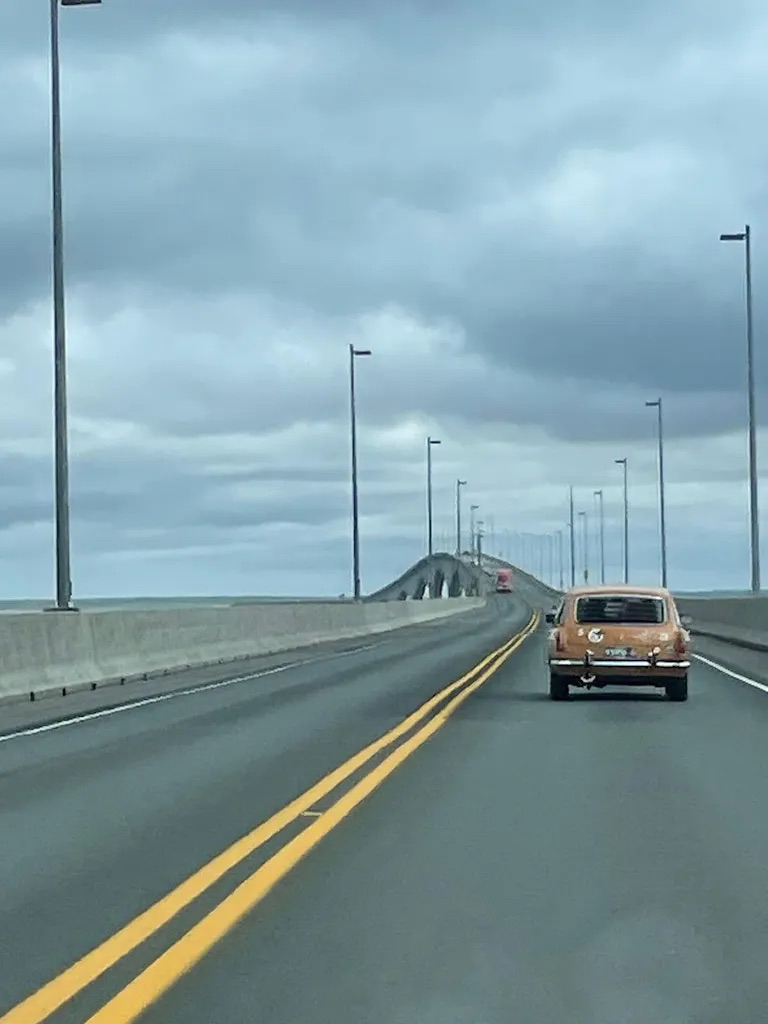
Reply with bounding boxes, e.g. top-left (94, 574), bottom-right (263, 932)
top-left (574, 594), bottom-right (666, 624)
